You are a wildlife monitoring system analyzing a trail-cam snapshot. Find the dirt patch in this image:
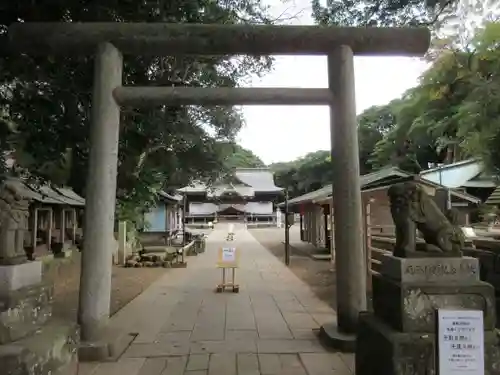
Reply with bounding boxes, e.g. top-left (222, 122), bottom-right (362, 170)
top-left (43, 252), bottom-right (167, 321)
top-left (249, 228), bottom-right (337, 309)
